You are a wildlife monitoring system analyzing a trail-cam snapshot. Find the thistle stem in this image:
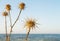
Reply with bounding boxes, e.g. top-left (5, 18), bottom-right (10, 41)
top-left (5, 16), bottom-right (8, 41)
top-left (9, 11), bottom-right (12, 32)
top-left (8, 11), bottom-right (12, 35)
top-left (8, 11), bottom-right (12, 41)
top-left (12, 10), bottom-right (22, 28)
top-left (25, 29), bottom-right (30, 41)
